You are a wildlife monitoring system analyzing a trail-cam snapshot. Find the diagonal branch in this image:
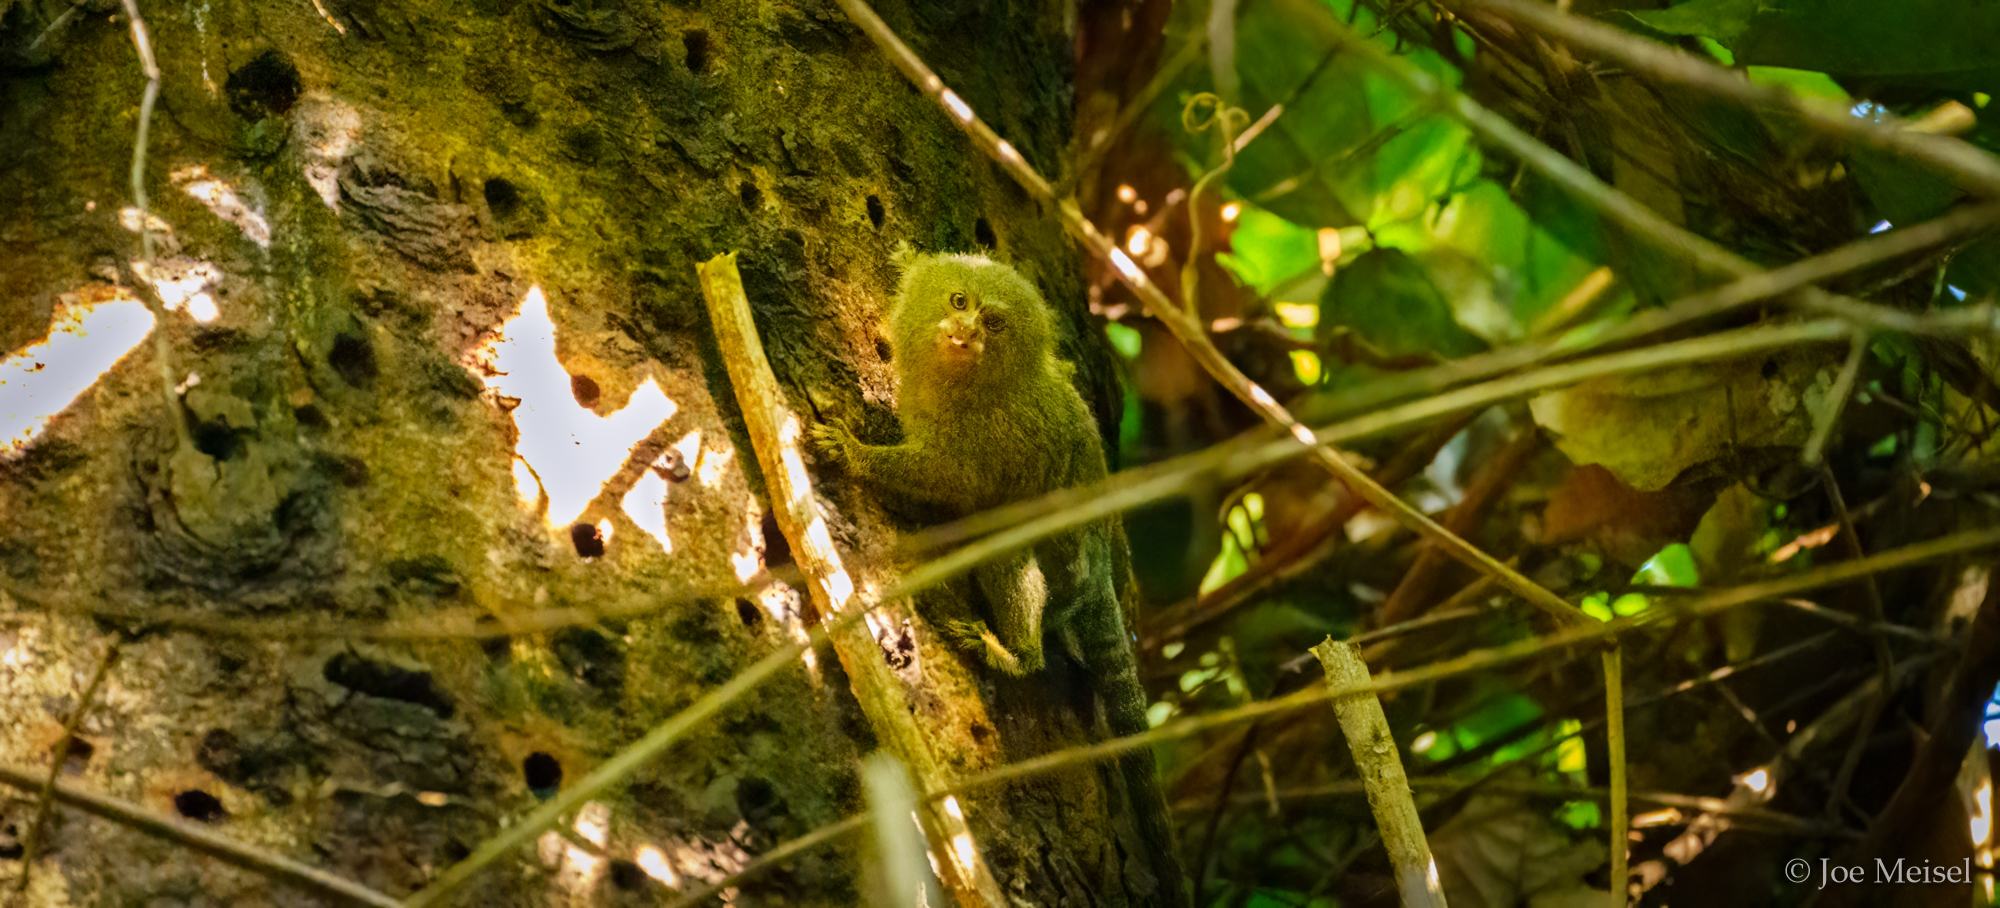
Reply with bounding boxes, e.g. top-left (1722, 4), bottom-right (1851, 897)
top-left (12, 638), bottom-right (120, 902)
top-left (0, 761), bottom-right (400, 908)
top-left (831, 0), bottom-right (1588, 630)
top-left (1455, 0), bottom-right (2000, 199)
